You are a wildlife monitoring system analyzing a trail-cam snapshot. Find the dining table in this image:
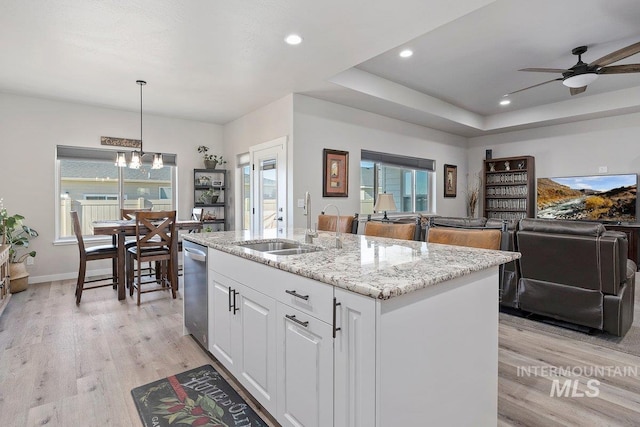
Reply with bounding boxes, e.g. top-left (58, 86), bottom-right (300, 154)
top-left (92, 219), bottom-right (203, 300)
